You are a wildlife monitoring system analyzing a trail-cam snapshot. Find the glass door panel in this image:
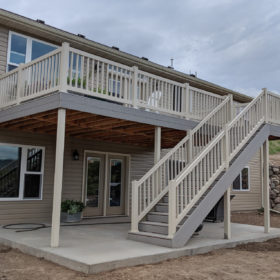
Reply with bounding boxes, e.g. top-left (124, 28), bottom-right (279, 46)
top-left (109, 159), bottom-right (122, 207)
top-left (106, 156), bottom-right (126, 215)
top-left (83, 154), bottom-right (105, 217)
